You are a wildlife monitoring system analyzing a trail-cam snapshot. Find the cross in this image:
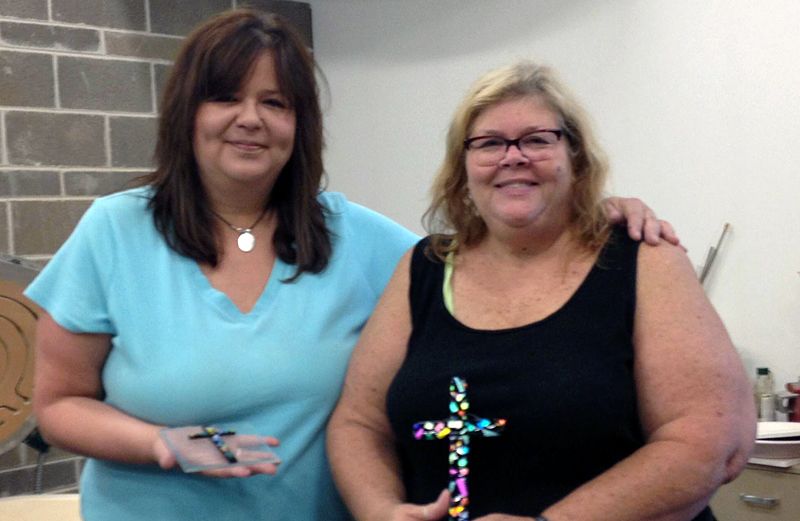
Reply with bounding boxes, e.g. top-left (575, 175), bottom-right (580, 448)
top-left (412, 377), bottom-right (506, 520)
top-left (188, 426), bottom-right (238, 463)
